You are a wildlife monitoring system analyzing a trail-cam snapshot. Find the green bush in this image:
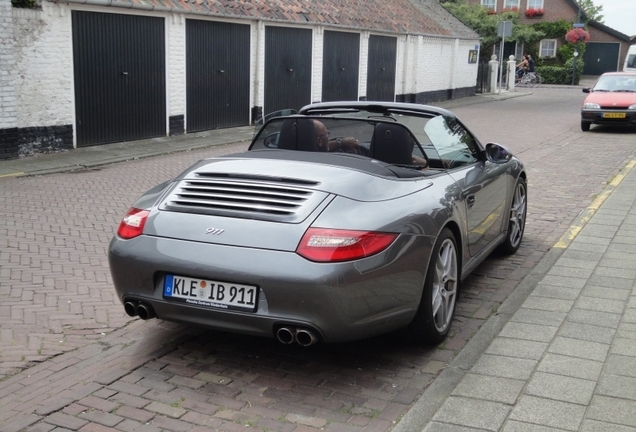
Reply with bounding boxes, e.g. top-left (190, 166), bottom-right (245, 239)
top-left (537, 66), bottom-right (568, 84)
top-left (536, 58), bottom-right (584, 85)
